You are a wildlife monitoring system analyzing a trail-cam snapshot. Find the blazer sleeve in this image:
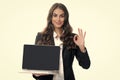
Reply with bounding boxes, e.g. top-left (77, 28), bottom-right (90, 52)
top-left (74, 47), bottom-right (91, 69)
